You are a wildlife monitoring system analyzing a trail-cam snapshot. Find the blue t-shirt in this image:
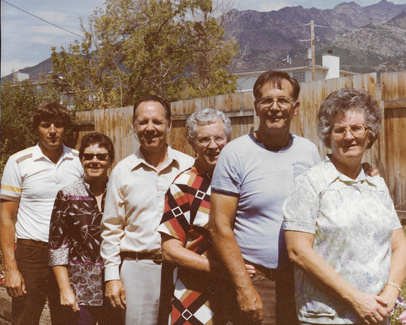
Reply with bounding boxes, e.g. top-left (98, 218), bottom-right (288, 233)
top-left (211, 133), bottom-right (321, 269)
